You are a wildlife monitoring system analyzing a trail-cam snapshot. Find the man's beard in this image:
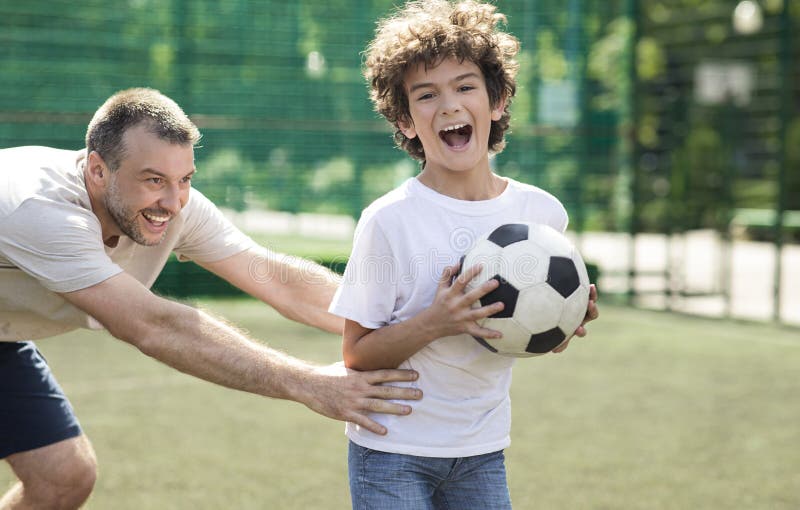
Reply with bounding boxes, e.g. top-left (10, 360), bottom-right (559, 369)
top-left (104, 176), bottom-right (168, 246)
